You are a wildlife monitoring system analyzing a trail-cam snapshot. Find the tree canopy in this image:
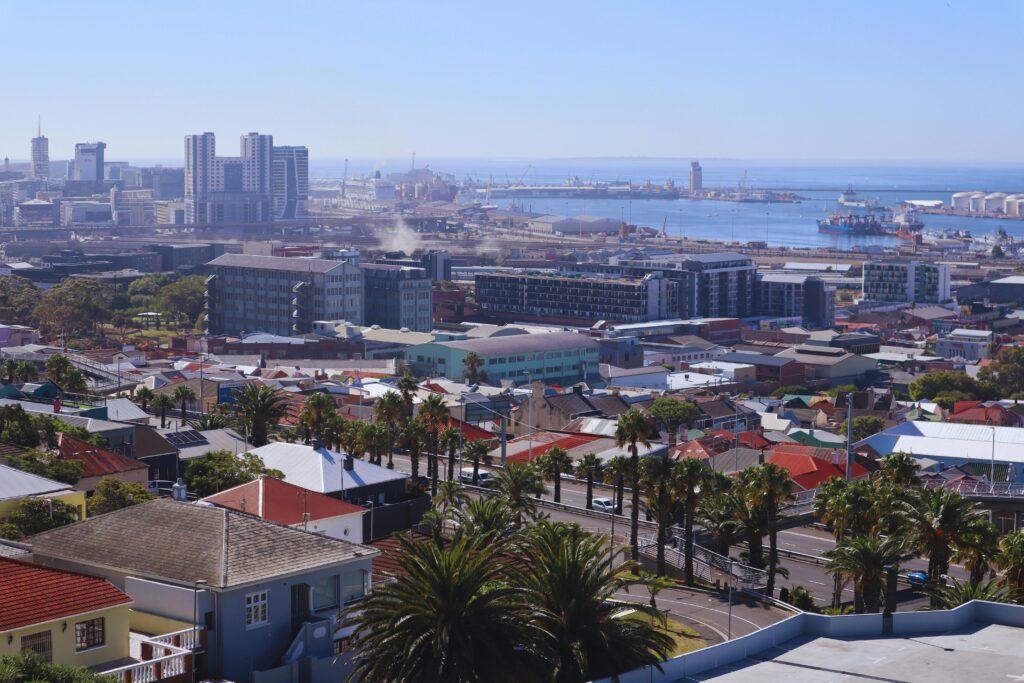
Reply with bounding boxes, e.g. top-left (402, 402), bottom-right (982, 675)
top-left (182, 449), bottom-right (283, 497)
top-left (0, 276), bottom-right (42, 325)
top-left (87, 477), bottom-right (156, 516)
